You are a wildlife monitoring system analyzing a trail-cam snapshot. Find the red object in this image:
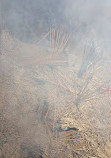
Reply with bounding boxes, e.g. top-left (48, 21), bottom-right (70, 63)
top-left (100, 87), bottom-right (111, 94)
